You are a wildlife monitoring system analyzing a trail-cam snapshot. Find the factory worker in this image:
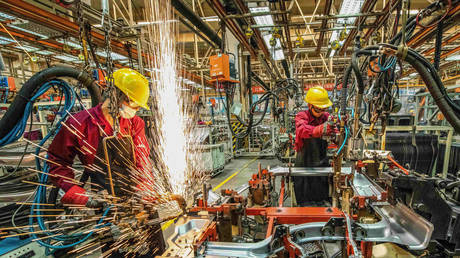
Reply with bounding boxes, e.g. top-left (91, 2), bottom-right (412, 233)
top-left (47, 68), bottom-right (166, 256)
top-left (293, 86), bottom-right (336, 206)
top-left (47, 68), bottom-right (151, 202)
